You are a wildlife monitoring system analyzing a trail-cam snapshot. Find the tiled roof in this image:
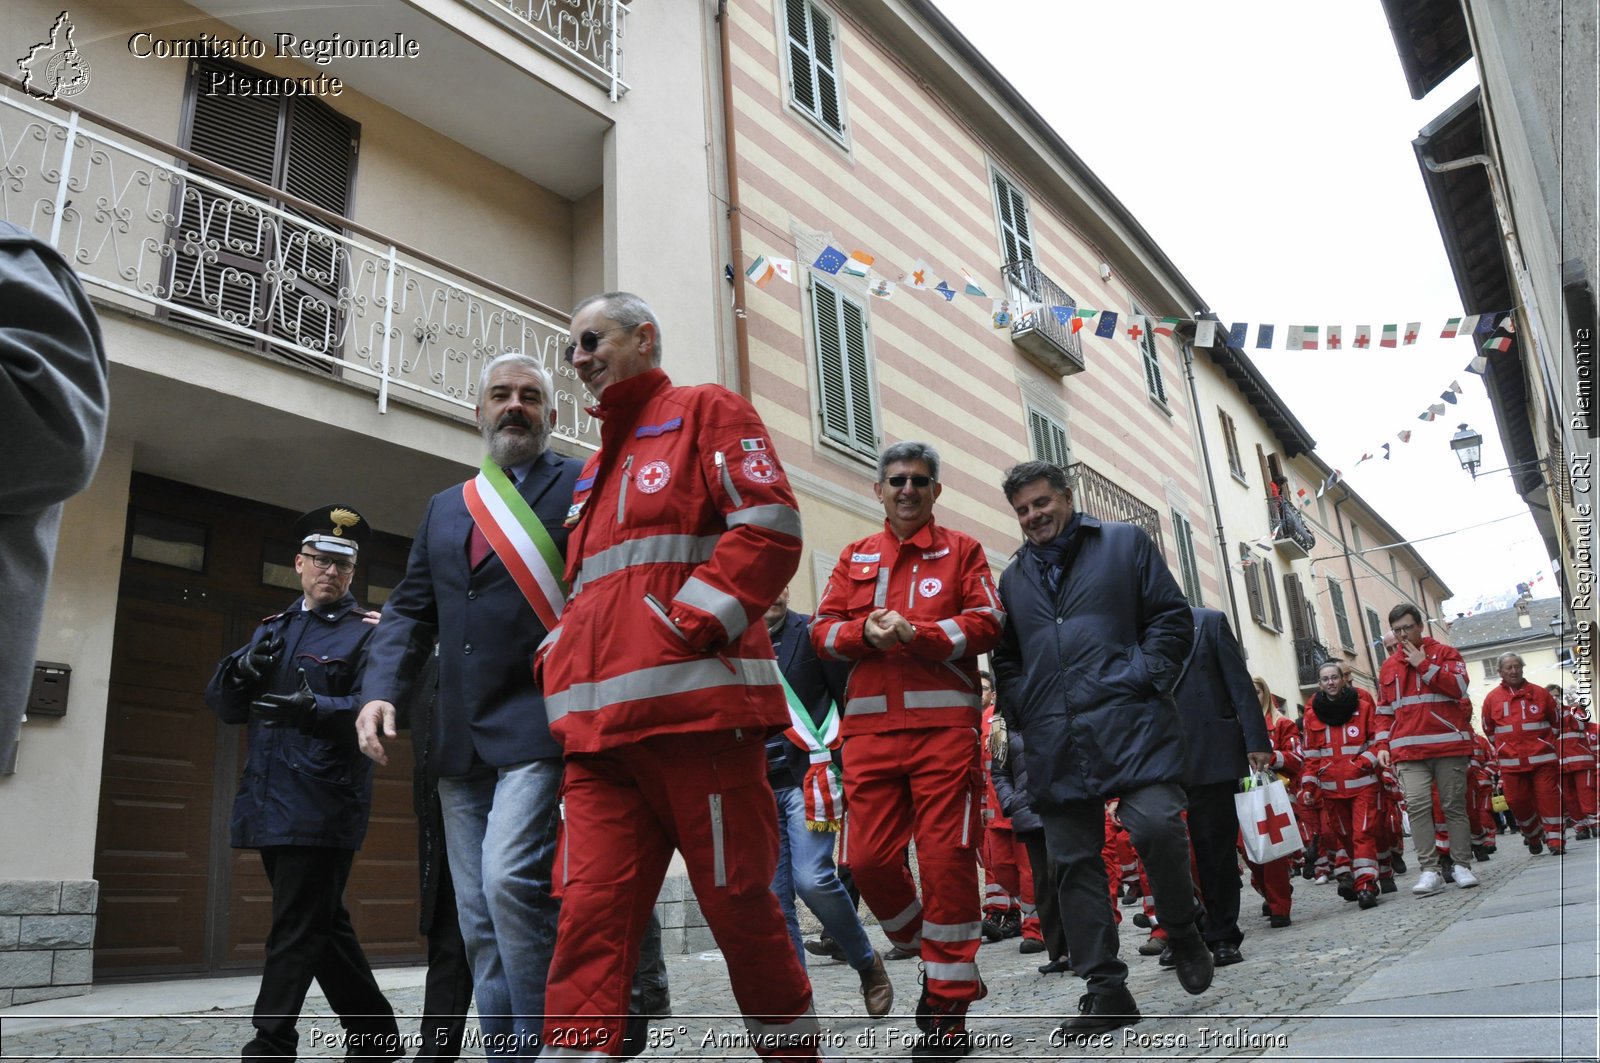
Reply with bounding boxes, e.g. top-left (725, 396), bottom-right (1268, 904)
top-left (1448, 597), bottom-right (1565, 650)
